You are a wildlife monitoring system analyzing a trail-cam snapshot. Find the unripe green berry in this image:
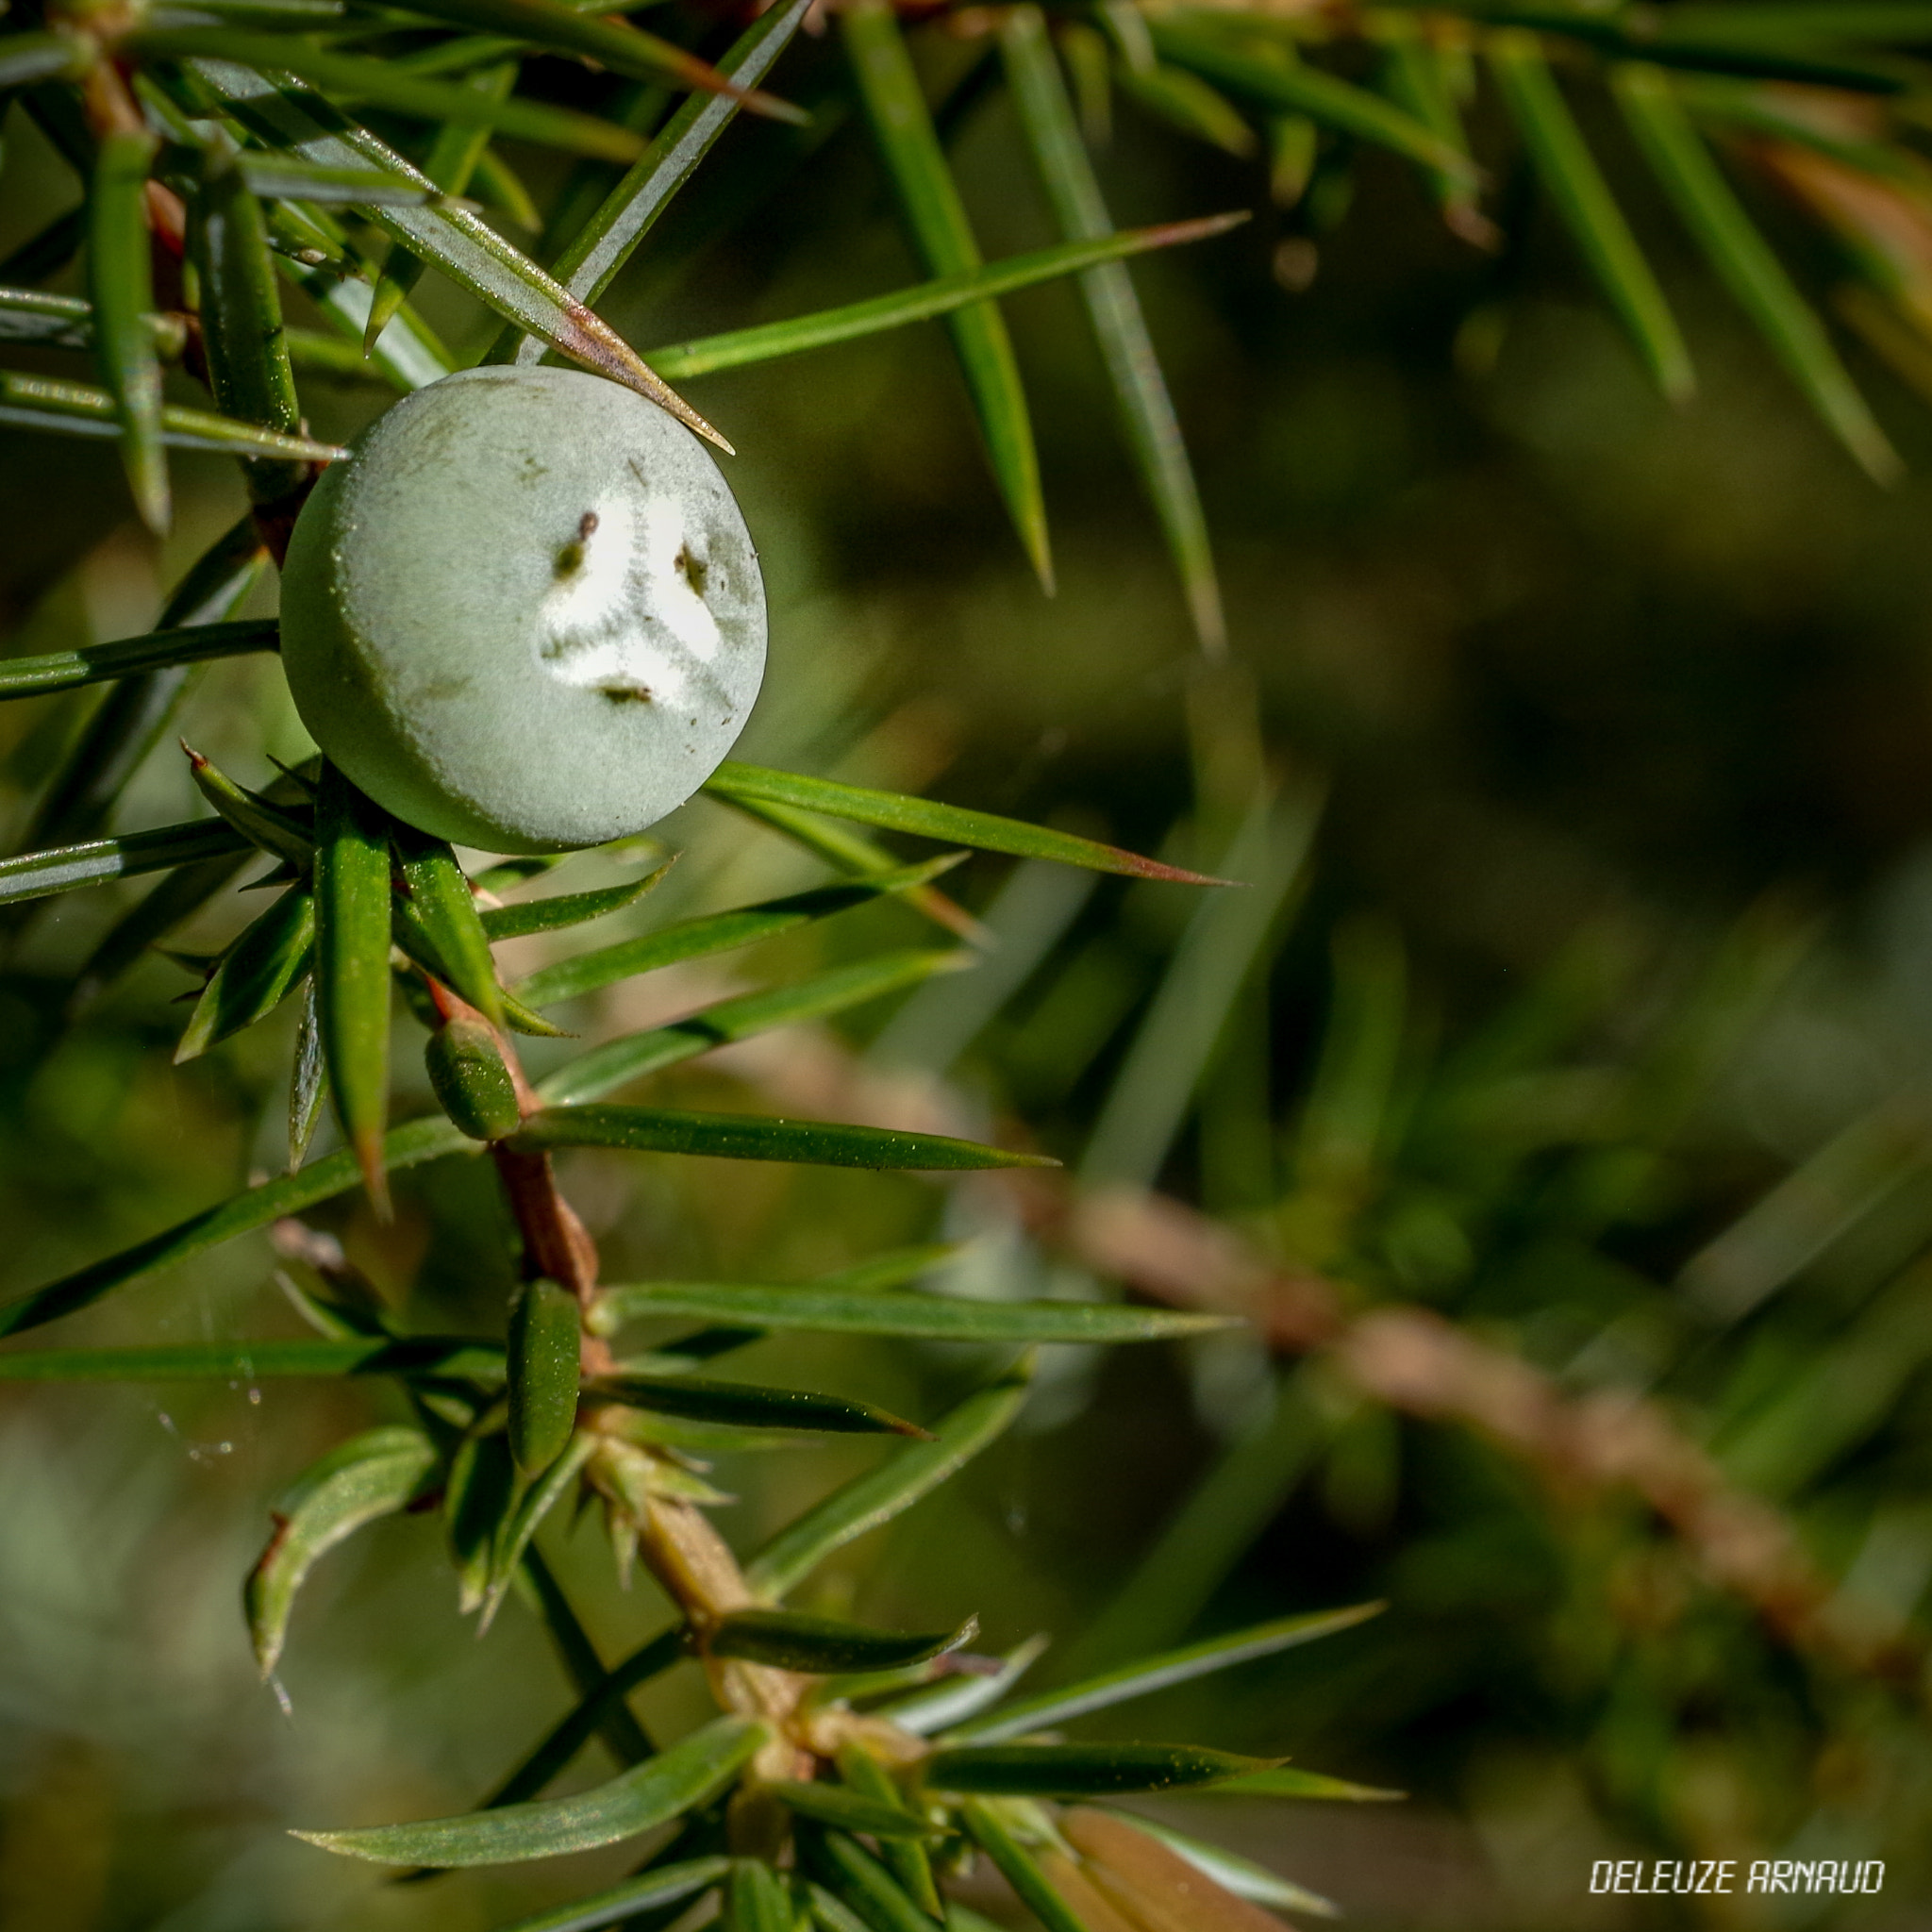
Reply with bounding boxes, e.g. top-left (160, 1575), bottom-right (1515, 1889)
top-left (507, 1277), bottom-right (581, 1473)
top-left (424, 1016), bottom-right (521, 1141)
top-left (279, 366), bottom-right (766, 854)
